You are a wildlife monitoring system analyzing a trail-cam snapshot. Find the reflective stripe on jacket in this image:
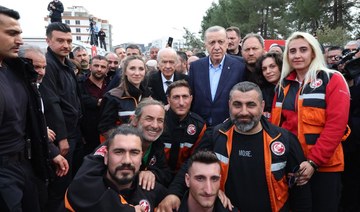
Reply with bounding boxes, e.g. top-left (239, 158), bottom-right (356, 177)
top-left (271, 71), bottom-right (348, 172)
